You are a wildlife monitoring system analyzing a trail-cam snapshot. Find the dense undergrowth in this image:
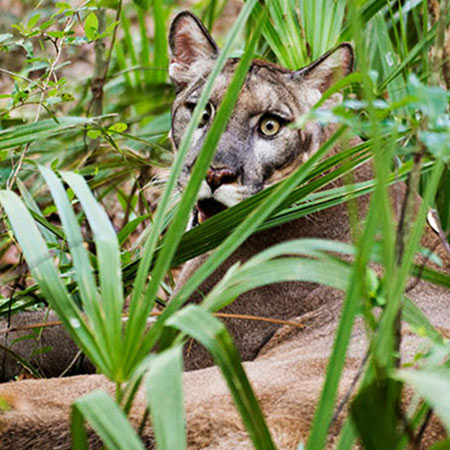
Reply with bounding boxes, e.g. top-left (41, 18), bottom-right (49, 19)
top-left (0, 0), bottom-right (449, 448)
